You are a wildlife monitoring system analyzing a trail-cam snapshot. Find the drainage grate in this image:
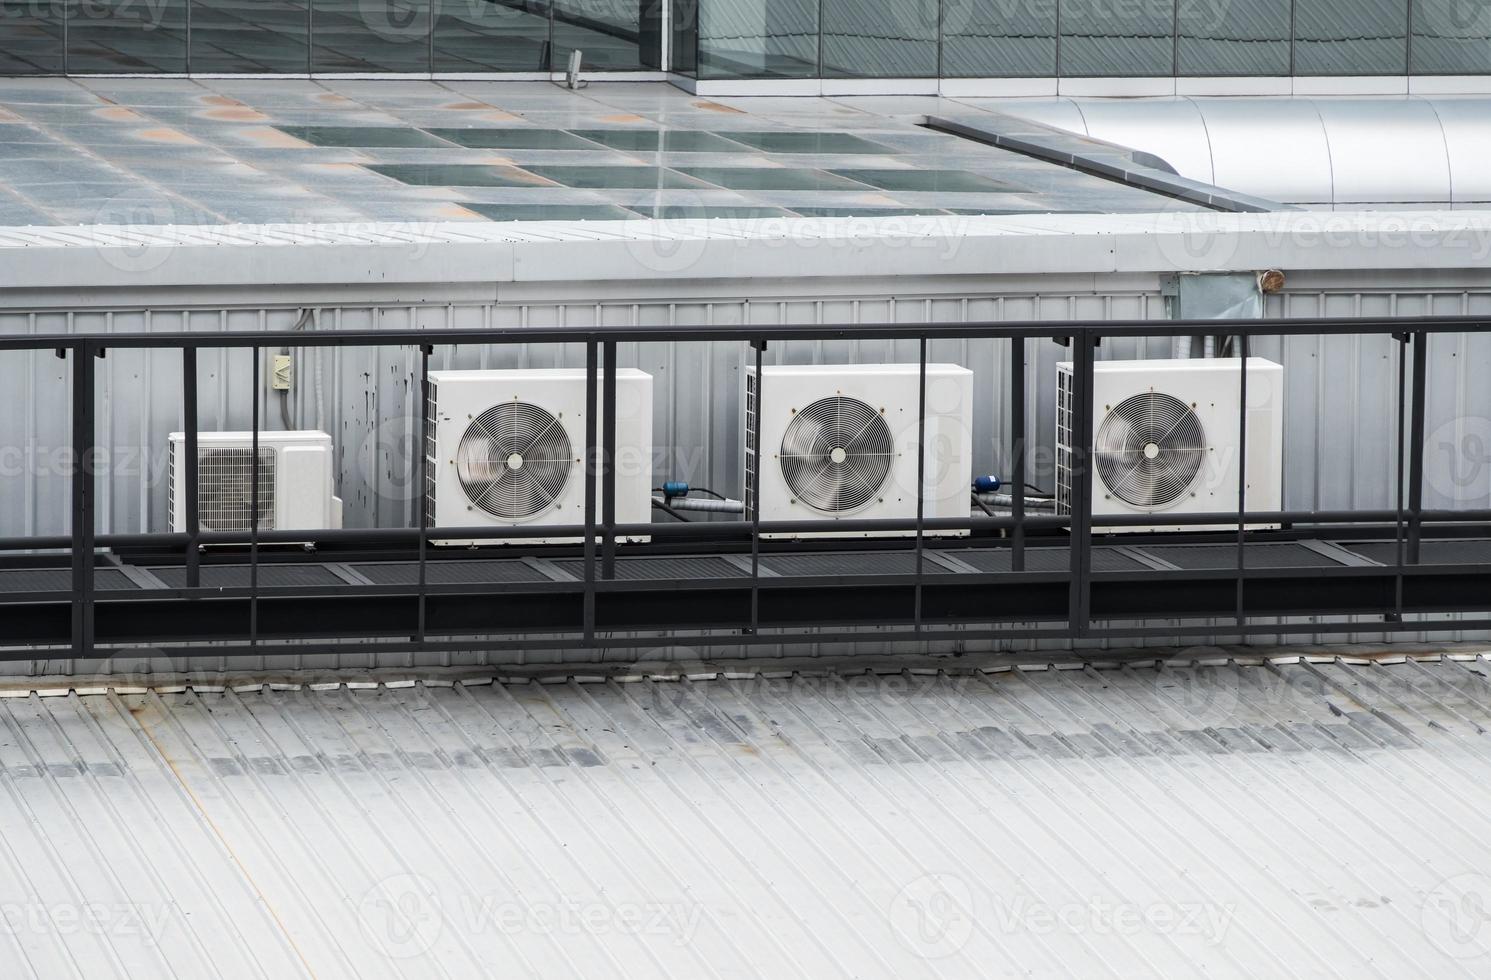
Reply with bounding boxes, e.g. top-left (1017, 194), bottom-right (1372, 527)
top-left (150, 565), bottom-right (346, 588)
top-left (552, 556), bottom-right (747, 581)
top-left (1347, 539), bottom-right (1491, 567)
top-left (0, 568), bottom-right (136, 593)
top-left (948, 547), bottom-right (1142, 573)
top-left (353, 560), bottom-right (550, 586)
top-left (761, 552), bottom-right (956, 578)
top-left (1133, 542), bottom-right (1345, 570)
